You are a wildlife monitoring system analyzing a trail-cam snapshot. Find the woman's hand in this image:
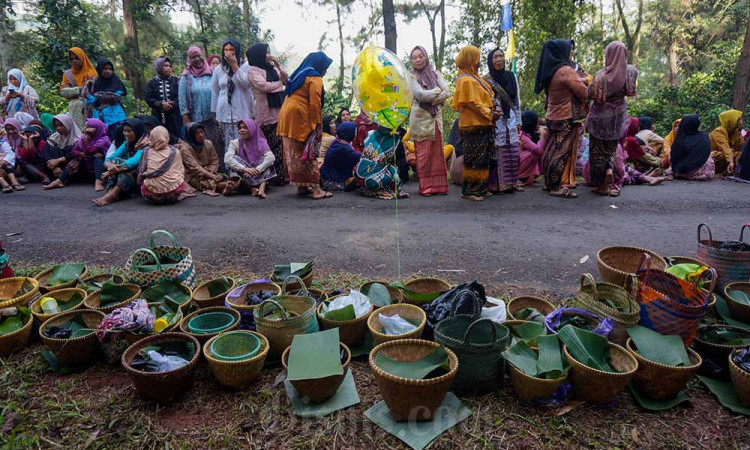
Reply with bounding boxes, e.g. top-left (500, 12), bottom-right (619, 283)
top-left (225, 52), bottom-right (239, 72)
top-left (244, 167), bottom-right (260, 177)
top-left (100, 170), bottom-right (111, 181)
